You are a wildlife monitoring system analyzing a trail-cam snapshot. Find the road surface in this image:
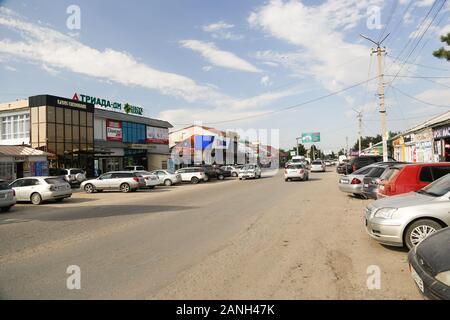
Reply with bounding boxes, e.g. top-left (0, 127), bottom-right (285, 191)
top-left (0, 170), bottom-right (421, 299)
